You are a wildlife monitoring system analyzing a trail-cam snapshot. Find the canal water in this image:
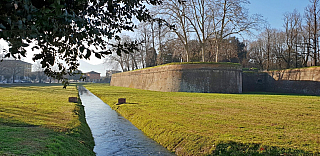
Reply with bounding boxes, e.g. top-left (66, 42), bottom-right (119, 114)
top-left (78, 86), bottom-right (175, 156)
